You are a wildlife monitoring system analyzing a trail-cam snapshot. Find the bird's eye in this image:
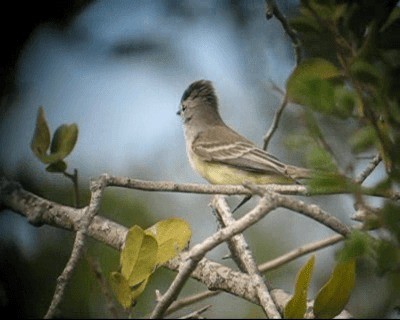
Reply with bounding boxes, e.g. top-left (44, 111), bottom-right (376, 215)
top-left (181, 104), bottom-right (187, 112)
